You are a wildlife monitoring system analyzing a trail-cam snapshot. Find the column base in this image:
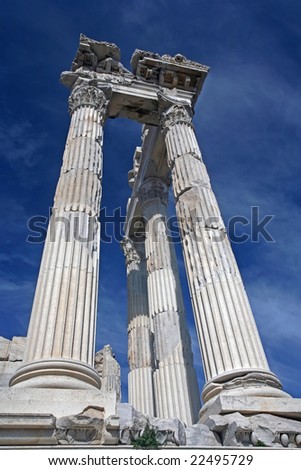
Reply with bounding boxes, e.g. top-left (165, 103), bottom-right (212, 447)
top-left (0, 386), bottom-right (119, 445)
top-left (202, 369), bottom-right (289, 403)
top-left (0, 386), bottom-right (117, 418)
top-left (199, 394), bottom-right (301, 423)
top-left (9, 359), bottom-right (101, 390)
